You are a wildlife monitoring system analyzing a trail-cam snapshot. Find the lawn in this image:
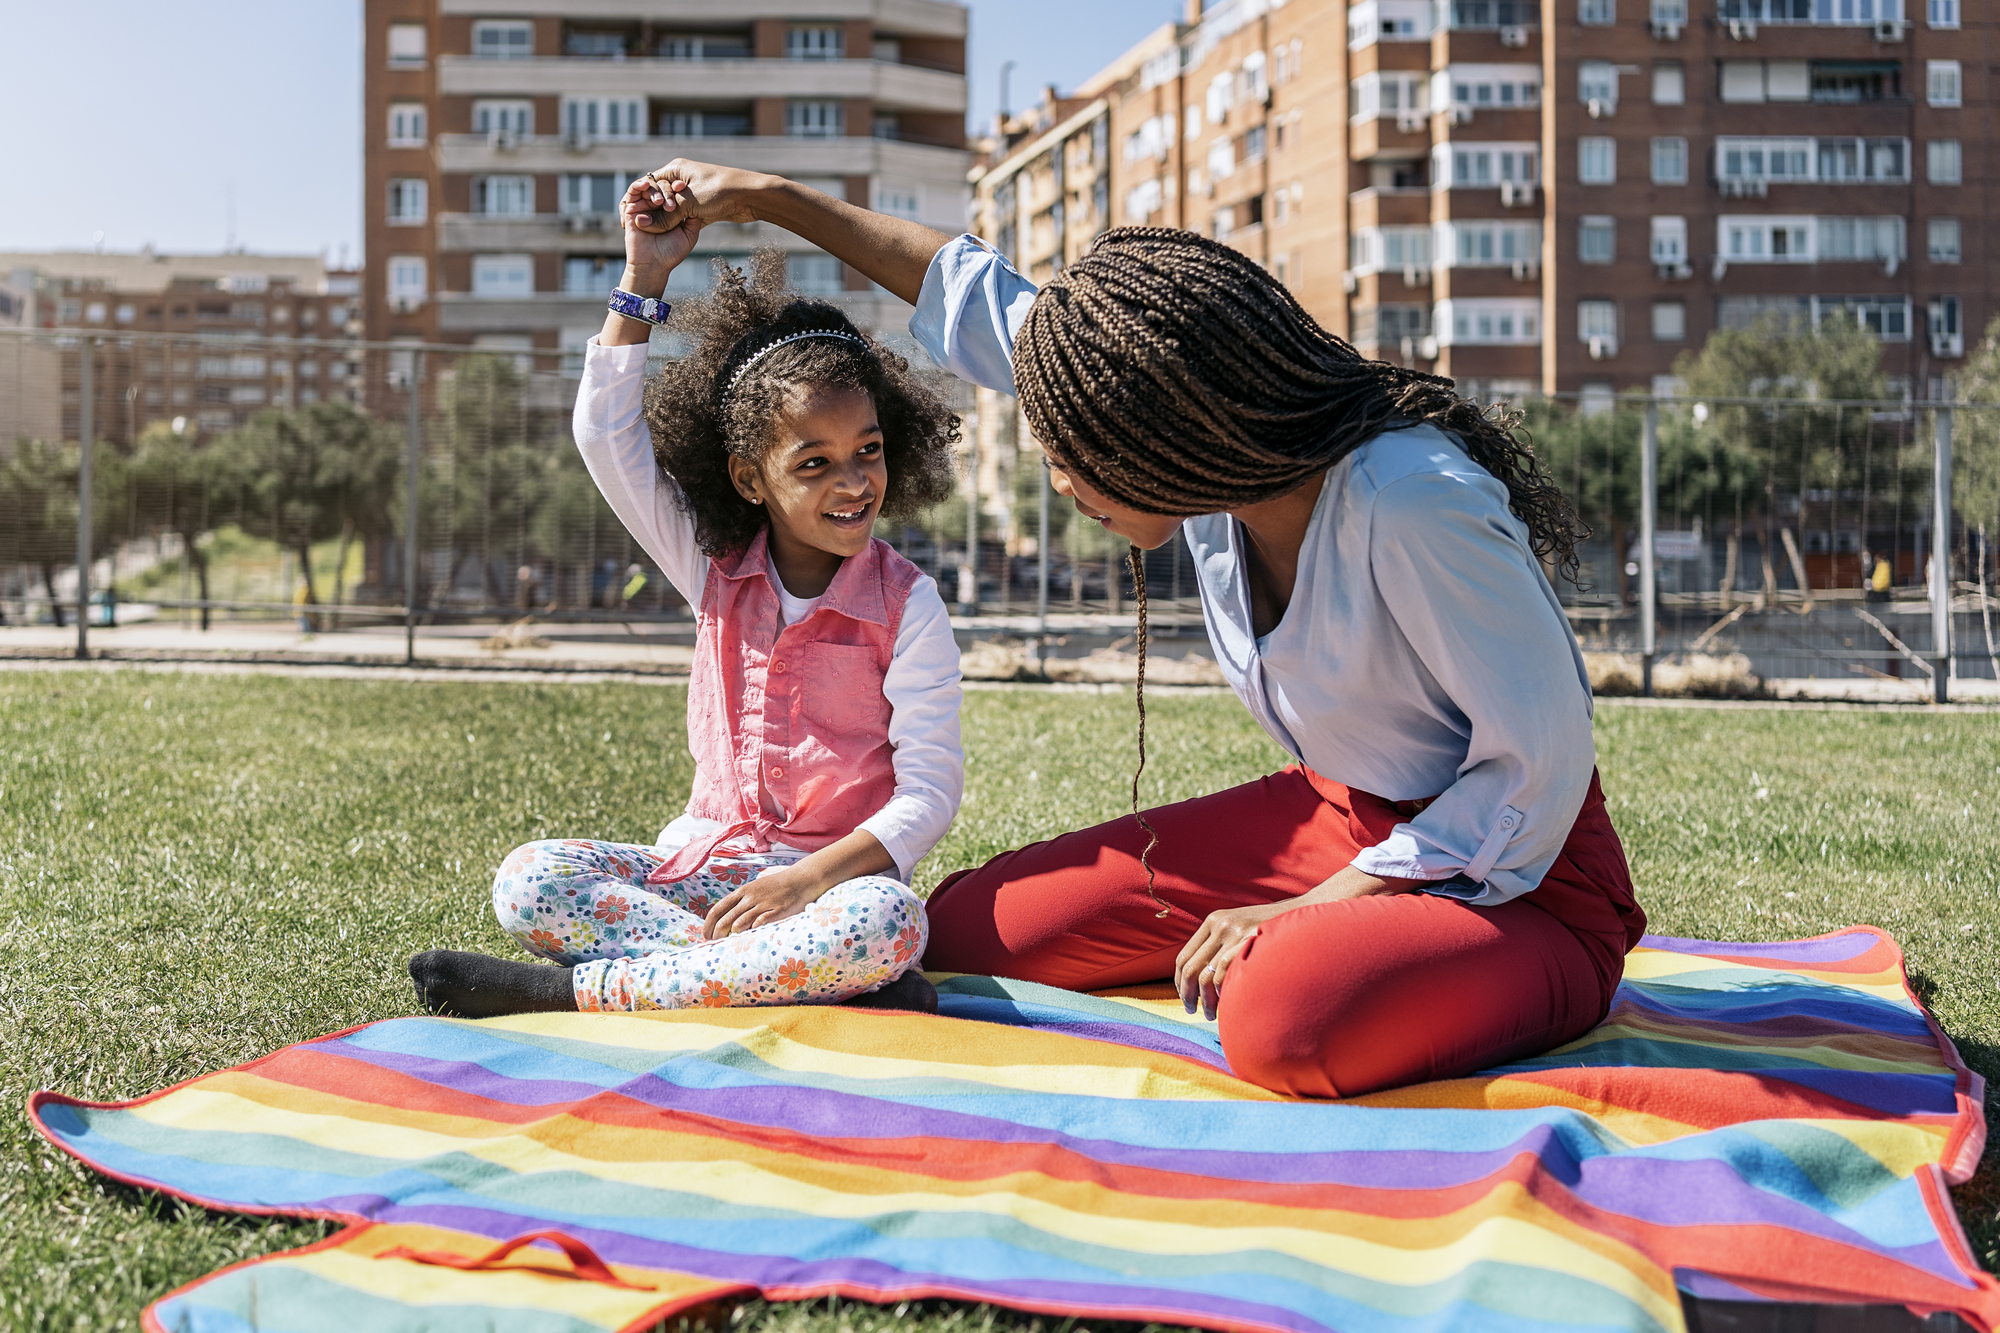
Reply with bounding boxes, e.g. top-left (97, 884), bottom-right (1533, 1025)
top-left (1, 670), bottom-right (1996, 1331)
